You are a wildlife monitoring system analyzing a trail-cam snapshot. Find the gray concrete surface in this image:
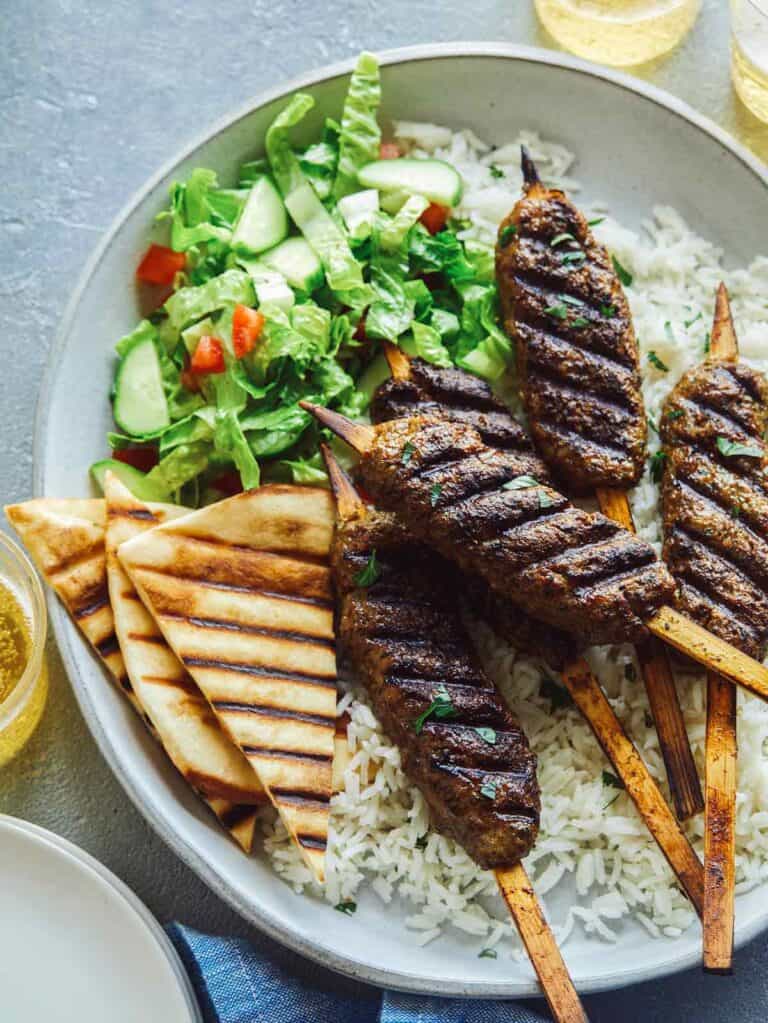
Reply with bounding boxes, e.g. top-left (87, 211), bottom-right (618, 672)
top-left (2, 1), bottom-right (768, 1018)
